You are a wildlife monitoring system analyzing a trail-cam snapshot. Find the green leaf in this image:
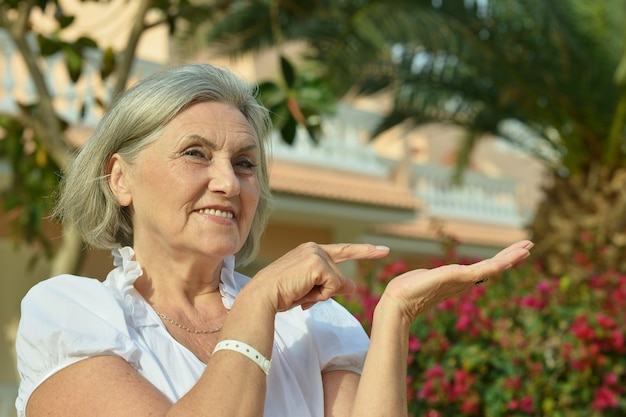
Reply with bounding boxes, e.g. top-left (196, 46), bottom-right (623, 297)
top-left (100, 47), bottom-right (116, 80)
top-left (74, 36), bottom-right (98, 49)
top-left (57, 14), bottom-right (75, 29)
top-left (62, 46), bottom-right (83, 82)
top-left (280, 55), bottom-right (296, 89)
top-left (280, 116), bottom-right (297, 145)
top-left (37, 34), bottom-right (62, 57)
top-left (268, 103), bottom-right (289, 129)
top-left (257, 81), bottom-right (285, 108)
